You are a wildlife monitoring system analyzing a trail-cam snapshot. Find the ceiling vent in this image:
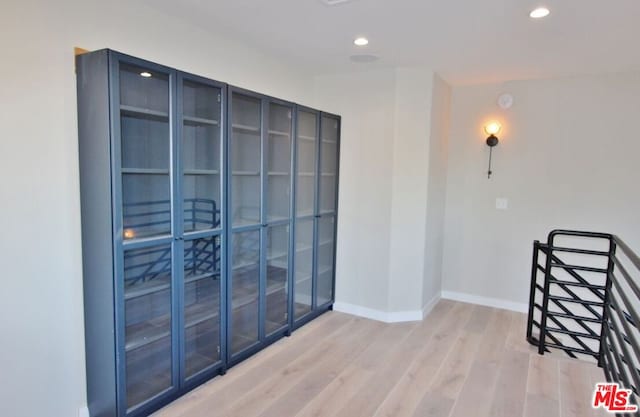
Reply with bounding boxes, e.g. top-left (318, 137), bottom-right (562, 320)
top-left (318, 0), bottom-right (354, 6)
top-left (350, 54), bottom-right (379, 63)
